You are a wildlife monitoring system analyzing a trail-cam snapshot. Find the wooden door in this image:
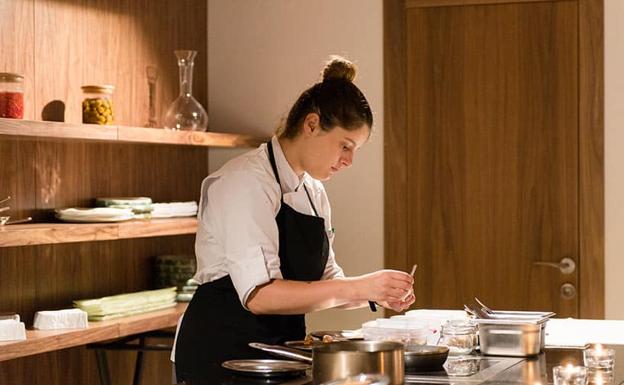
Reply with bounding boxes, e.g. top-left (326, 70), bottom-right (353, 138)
top-left (384, 0), bottom-right (604, 318)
